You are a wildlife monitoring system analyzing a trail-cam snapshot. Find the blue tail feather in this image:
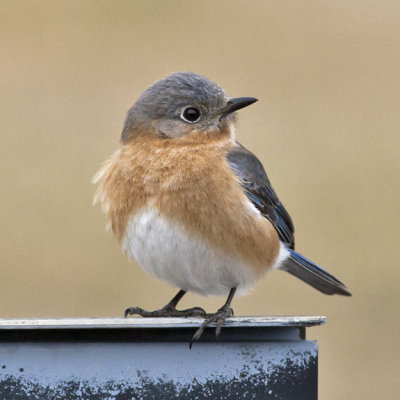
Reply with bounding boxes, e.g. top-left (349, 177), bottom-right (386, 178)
top-left (279, 249), bottom-right (351, 296)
